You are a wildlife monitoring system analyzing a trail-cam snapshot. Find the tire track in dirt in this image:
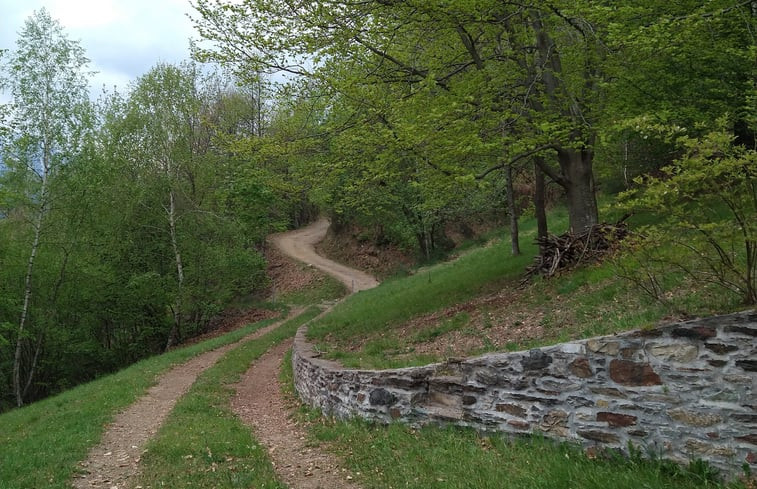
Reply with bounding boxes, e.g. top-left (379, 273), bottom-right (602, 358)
top-left (232, 339), bottom-right (362, 489)
top-left (71, 317), bottom-right (290, 489)
top-left (229, 219), bottom-right (380, 488)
